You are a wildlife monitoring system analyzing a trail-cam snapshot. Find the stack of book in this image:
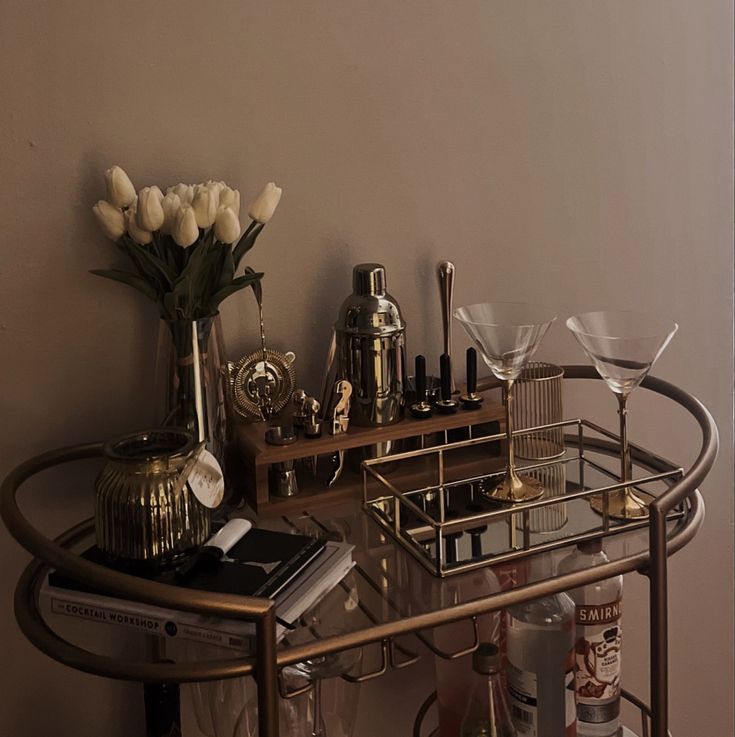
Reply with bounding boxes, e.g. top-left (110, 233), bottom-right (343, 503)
top-left (42, 526), bottom-right (354, 650)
